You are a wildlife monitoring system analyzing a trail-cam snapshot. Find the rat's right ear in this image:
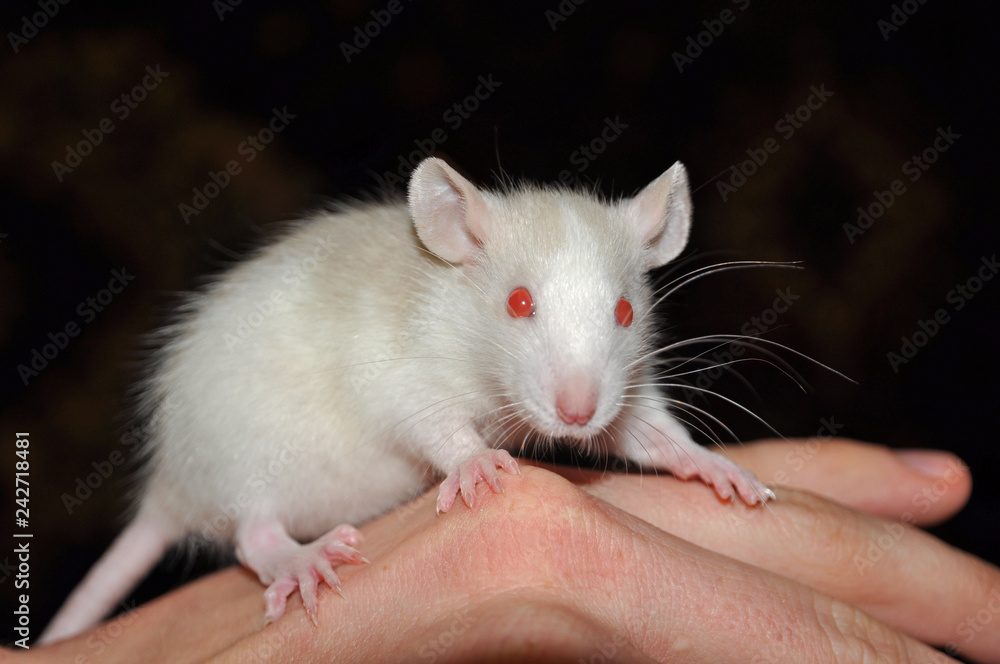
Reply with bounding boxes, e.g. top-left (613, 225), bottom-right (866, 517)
top-left (627, 161), bottom-right (693, 269)
top-left (408, 158), bottom-right (492, 264)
